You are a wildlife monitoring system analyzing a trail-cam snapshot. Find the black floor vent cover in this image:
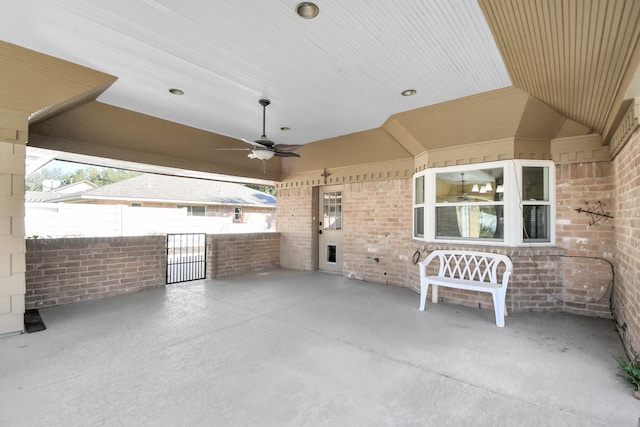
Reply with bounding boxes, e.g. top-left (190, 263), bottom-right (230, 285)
top-left (24, 309), bottom-right (46, 333)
